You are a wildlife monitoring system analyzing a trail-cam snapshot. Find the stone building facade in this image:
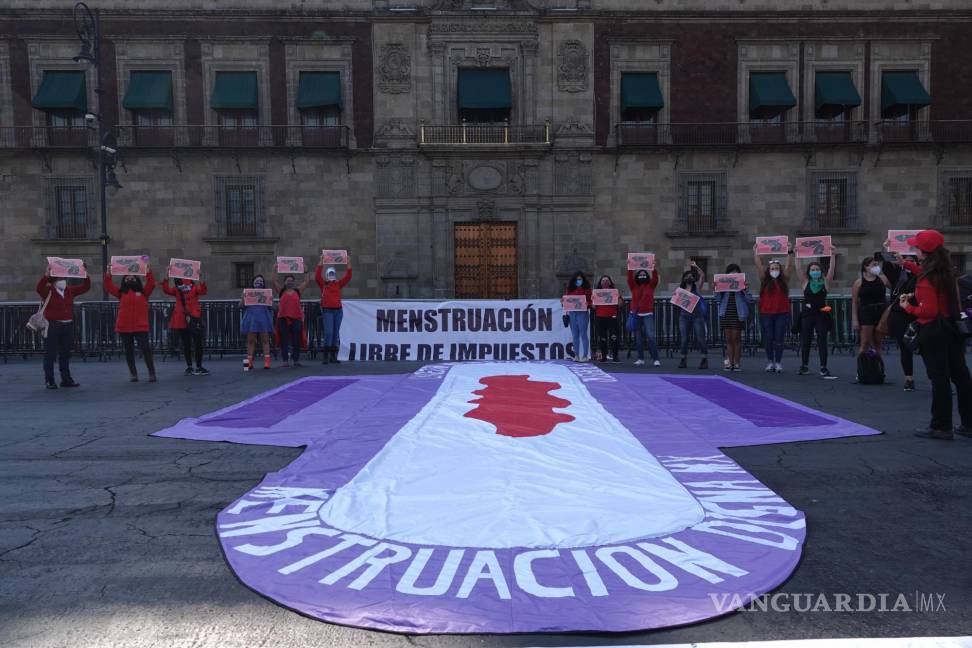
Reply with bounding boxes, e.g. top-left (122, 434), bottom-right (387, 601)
top-left (1, 0), bottom-right (971, 301)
